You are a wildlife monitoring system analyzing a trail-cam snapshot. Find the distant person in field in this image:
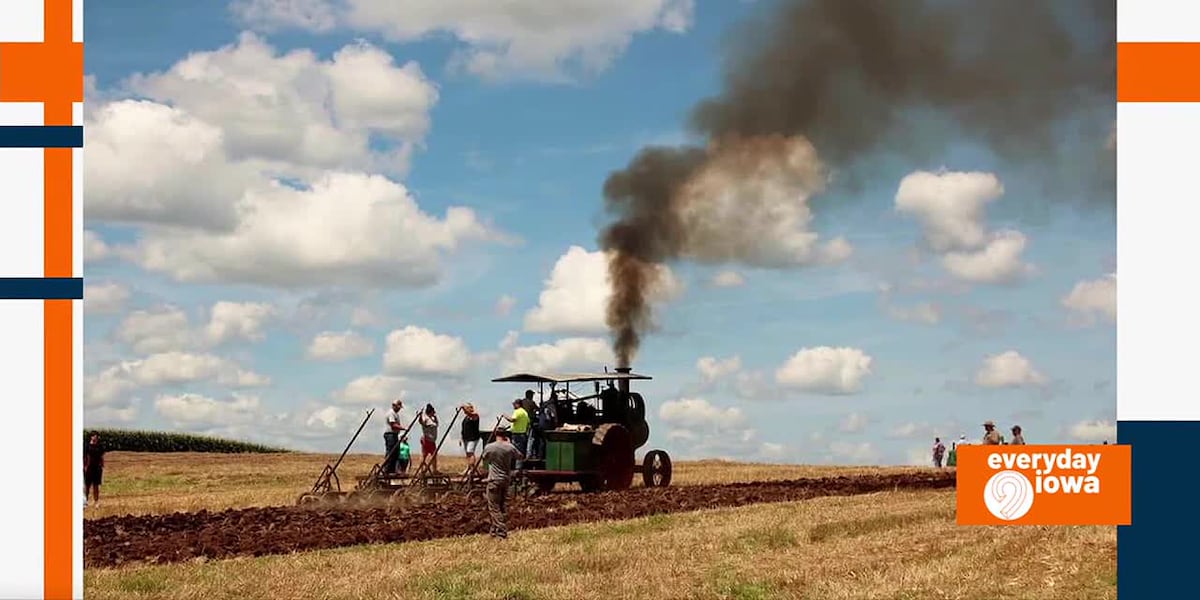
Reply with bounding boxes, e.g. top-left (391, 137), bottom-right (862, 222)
top-left (480, 426), bottom-right (523, 539)
top-left (383, 399), bottom-right (405, 475)
top-left (932, 437), bottom-right (946, 468)
top-left (1009, 425), bottom-right (1026, 445)
top-left (460, 403), bottom-right (482, 474)
top-left (981, 421), bottom-right (1002, 445)
top-left (83, 432), bottom-right (105, 507)
top-left (502, 399), bottom-right (530, 468)
top-left (419, 404), bottom-right (440, 474)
